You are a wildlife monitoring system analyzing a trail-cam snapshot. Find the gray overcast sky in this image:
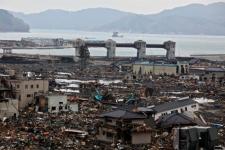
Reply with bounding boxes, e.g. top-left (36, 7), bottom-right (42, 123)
top-left (0, 0), bottom-right (224, 14)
